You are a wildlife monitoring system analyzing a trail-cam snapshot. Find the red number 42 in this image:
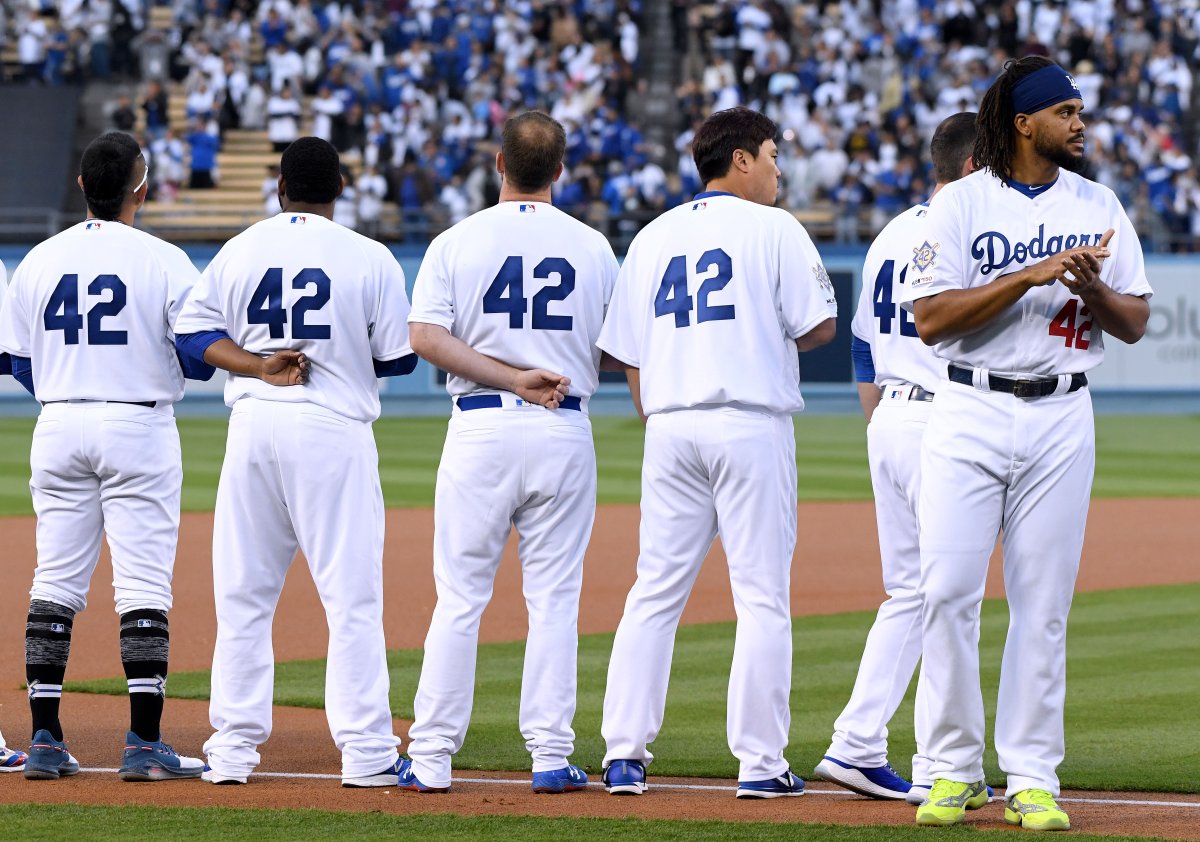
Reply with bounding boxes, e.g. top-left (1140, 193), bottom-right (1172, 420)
top-left (1049, 299), bottom-right (1093, 350)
